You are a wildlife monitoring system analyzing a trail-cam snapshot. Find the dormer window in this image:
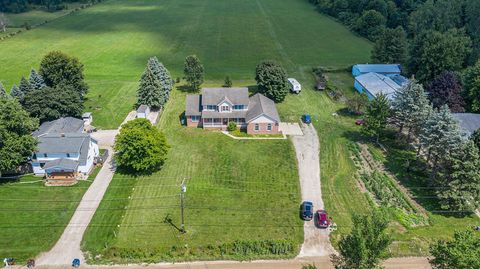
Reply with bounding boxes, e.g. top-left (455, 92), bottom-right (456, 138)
top-left (220, 105), bottom-right (230, 112)
top-left (233, 105), bottom-right (245, 110)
